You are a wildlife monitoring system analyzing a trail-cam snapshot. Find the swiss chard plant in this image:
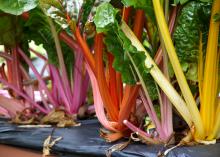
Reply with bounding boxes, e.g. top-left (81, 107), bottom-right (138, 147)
top-left (0, 1), bottom-right (90, 123)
